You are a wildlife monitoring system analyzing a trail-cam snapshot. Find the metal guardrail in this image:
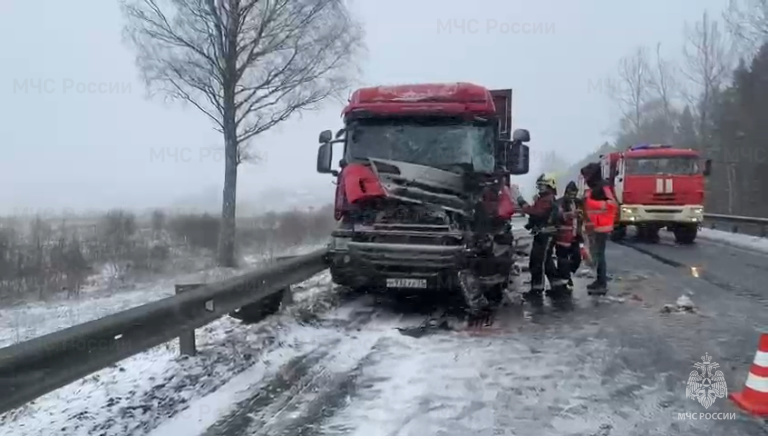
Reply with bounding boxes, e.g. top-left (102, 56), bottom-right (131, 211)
top-left (0, 249), bottom-right (329, 415)
top-left (703, 213), bottom-right (768, 238)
